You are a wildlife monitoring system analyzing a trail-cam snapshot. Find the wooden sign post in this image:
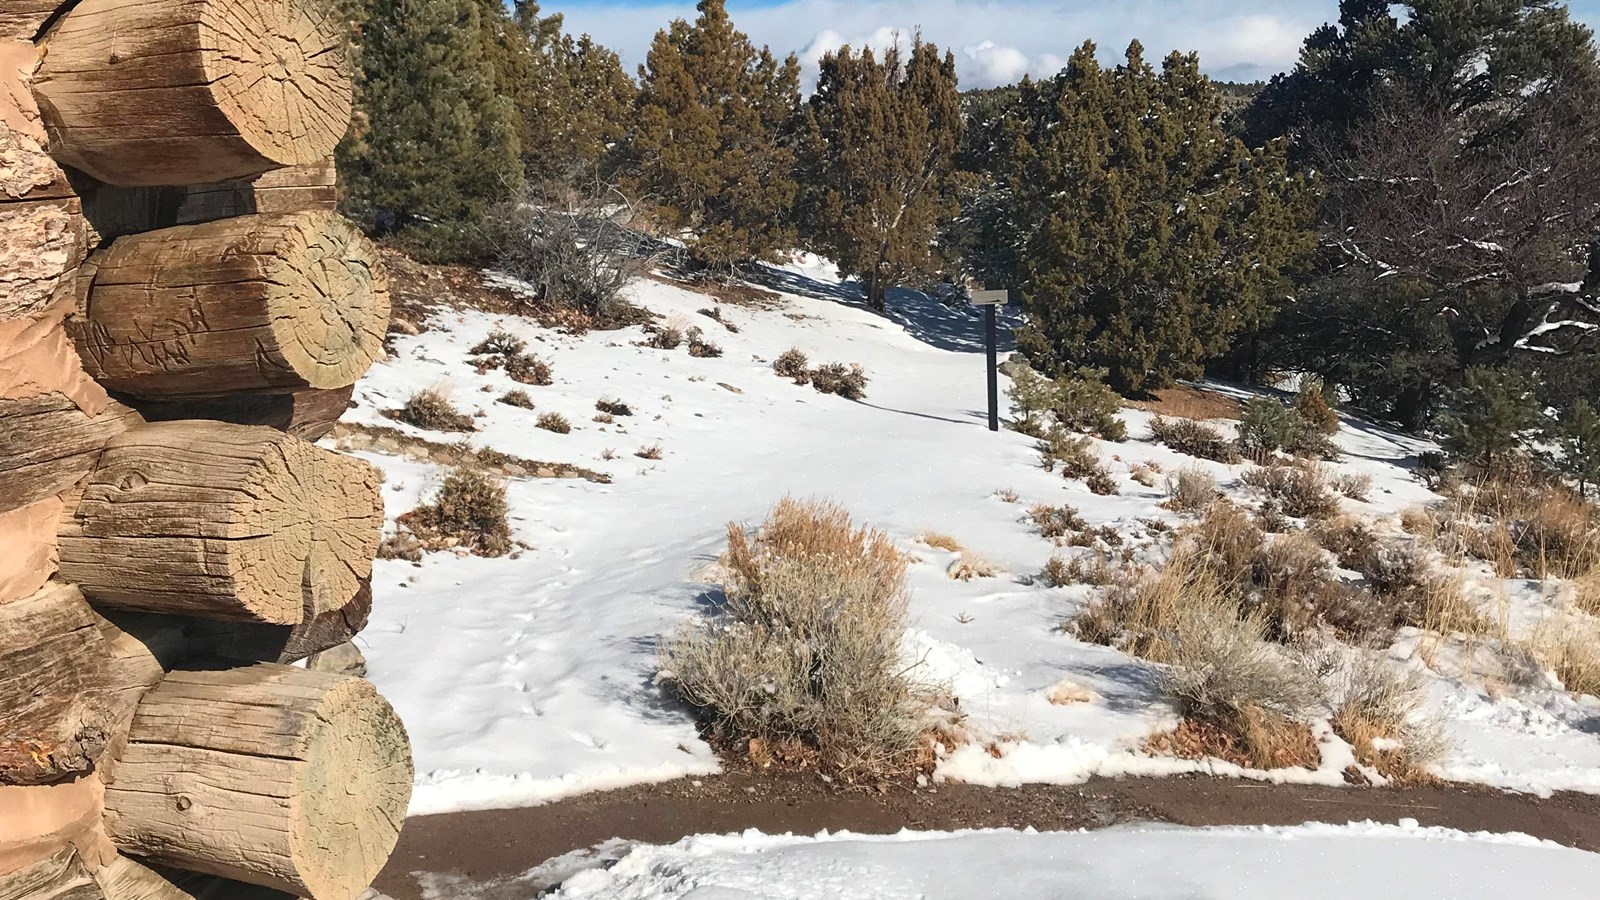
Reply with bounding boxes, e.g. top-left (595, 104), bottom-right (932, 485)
top-left (970, 289), bottom-right (1011, 432)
